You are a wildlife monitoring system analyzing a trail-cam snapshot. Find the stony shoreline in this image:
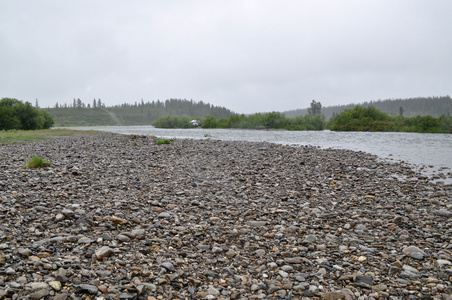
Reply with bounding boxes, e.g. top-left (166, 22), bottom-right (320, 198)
top-left (0, 133), bottom-right (451, 300)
